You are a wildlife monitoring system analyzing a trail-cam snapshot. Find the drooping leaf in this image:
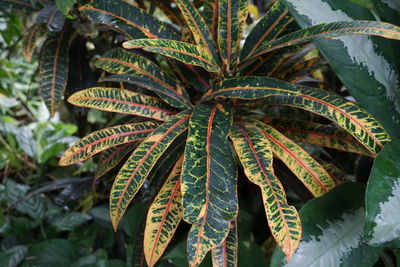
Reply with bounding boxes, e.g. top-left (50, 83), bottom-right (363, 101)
top-left (144, 156), bottom-right (184, 267)
top-left (39, 23), bottom-right (74, 116)
top-left (250, 119), bottom-right (335, 197)
top-left (203, 0), bottom-right (219, 39)
top-left (217, 0), bottom-right (248, 67)
top-left (36, 3), bottom-right (65, 33)
top-left (95, 142), bottom-right (138, 178)
top-left (110, 110), bottom-right (191, 231)
top-left (274, 183), bottom-right (383, 267)
top-left (79, 0), bottom-right (179, 40)
top-left (263, 117), bottom-right (373, 156)
top-left (22, 24), bottom-right (43, 62)
top-left (123, 39), bottom-right (220, 72)
top-left (59, 121), bottom-right (159, 166)
top-left (181, 102), bottom-right (238, 266)
top-left (173, 0), bottom-right (221, 66)
top-left (230, 123), bottom-right (301, 260)
top-left (67, 87), bottom-right (176, 121)
top-left (211, 219), bottom-right (238, 267)
top-left (249, 20), bottom-right (400, 59)
top-left (315, 158), bottom-right (347, 184)
top-left (365, 140), bottom-right (400, 246)
top-left (94, 48), bottom-right (192, 110)
top-left (241, 0), bottom-right (293, 60)
top-left (283, 0), bottom-right (400, 139)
